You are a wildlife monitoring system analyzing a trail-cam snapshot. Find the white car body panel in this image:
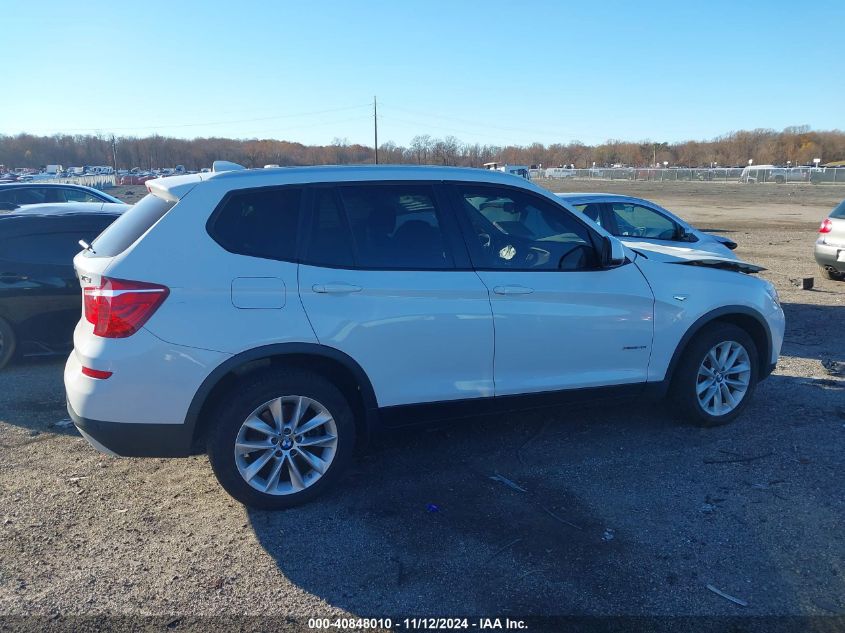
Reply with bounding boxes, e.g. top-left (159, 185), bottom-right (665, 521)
top-left (475, 264), bottom-right (654, 395)
top-left (65, 323), bottom-right (228, 425)
top-left (632, 251), bottom-right (784, 377)
top-left (299, 265), bottom-right (495, 406)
